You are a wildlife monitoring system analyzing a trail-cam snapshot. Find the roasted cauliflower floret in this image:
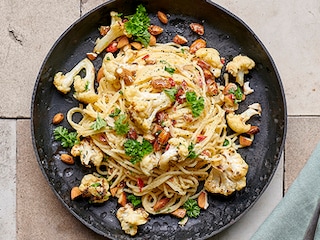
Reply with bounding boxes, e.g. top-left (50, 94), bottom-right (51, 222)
top-left (140, 153), bottom-right (159, 176)
top-left (226, 103), bottom-right (261, 133)
top-left (53, 58), bottom-right (95, 95)
top-left (72, 58), bottom-right (98, 104)
top-left (195, 48), bottom-right (224, 78)
top-left (204, 148), bottom-right (248, 196)
top-left (159, 137), bottom-right (189, 170)
top-left (71, 138), bottom-right (103, 167)
top-left (116, 203), bottom-right (149, 236)
top-left (226, 55), bottom-right (255, 86)
top-left (78, 174), bottom-right (111, 203)
top-left (123, 86), bottom-right (172, 133)
top-left (93, 11), bottom-right (125, 54)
